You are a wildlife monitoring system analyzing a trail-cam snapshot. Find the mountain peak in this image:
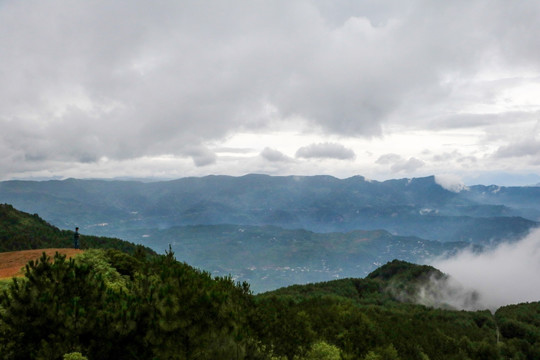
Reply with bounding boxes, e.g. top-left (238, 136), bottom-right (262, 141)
top-left (367, 259), bottom-right (443, 282)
